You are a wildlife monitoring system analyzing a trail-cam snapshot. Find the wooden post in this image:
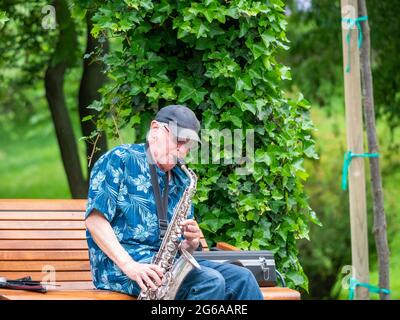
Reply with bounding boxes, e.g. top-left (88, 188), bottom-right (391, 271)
top-left (340, 0), bottom-right (369, 299)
